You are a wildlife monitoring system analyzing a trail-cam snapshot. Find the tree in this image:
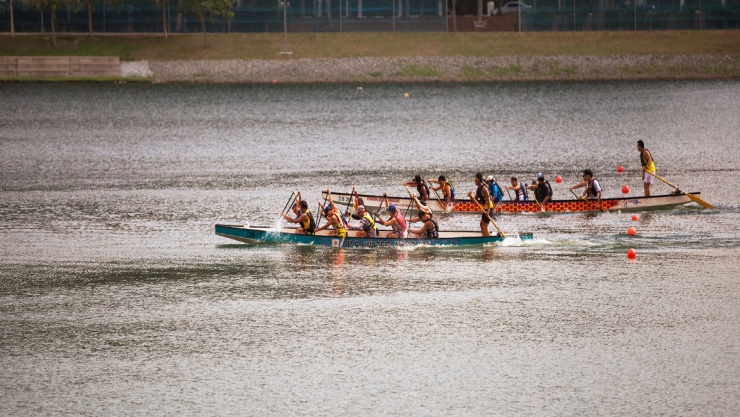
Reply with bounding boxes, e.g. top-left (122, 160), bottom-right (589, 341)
top-left (179, 0), bottom-right (235, 46)
top-left (22, 0), bottom-right (79, 47)
top-left (6, 0), bottom-right (16, 37)
top-left (158, 0), bottom-right (169, 38)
